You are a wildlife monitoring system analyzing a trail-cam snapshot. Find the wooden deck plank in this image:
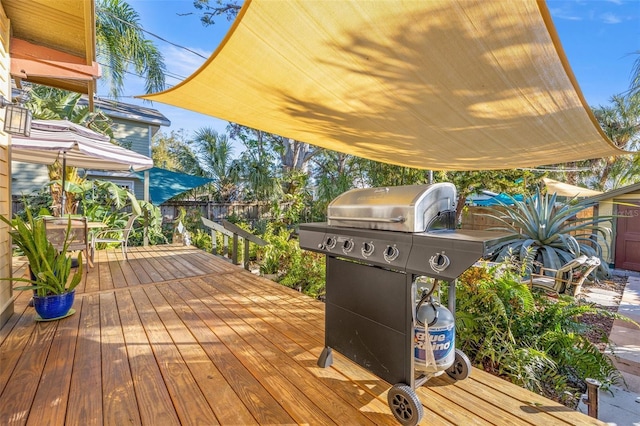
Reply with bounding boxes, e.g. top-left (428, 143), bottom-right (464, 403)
top-left (111, 249), bottom-right (147, 287)
top-left (126, 247), bottom-right (166, 283)
top-left (150, 245), bottom-right (209, 277)
top-left (228, 272), bottom-right (326, 322)
top-left (192, 276), bottom-right (410, 425)
top-left (116, 289), bottom-right (181, 426)
top-left (182, 247), bottom-right (240, 275)
top-left (464, 369), bottom-right (604, 425)
top-left (2, 246), bottom-right (606, 426)
top-left (83, 257), bottom-right (101, 294)
top-left (208, 273), bottom-right (546, 426)
top-left (100, 250), bottom-right (127, 290)
top-left (114, 248), bottom-right (154, 285)
top-left (190, 278), bottom-right (373, 425)
top-left (66, 294), bottom-right (103, 426)
top-left (99, 292), bottom-right (141, 425)
top-left (144, 246), bottom-right (193, 279)
top-left (0, 305), bottom-right (36, 379)
top-left (421, 375), bottom-right (533, 426)
top-left (170, 281), bottom-right (298, 425)
top-left (133, 285), bottom-right (221, 425)
top-left (26, 306), bottom-right (81, 426)
top-left (150, 283), bottom-right (258, 425)
top-left (97, 249), bottom-right (116, 292)
top-left (206, 274), bottom-right (481, 425)
top-left (0, 320), bottom-right (57, 425)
